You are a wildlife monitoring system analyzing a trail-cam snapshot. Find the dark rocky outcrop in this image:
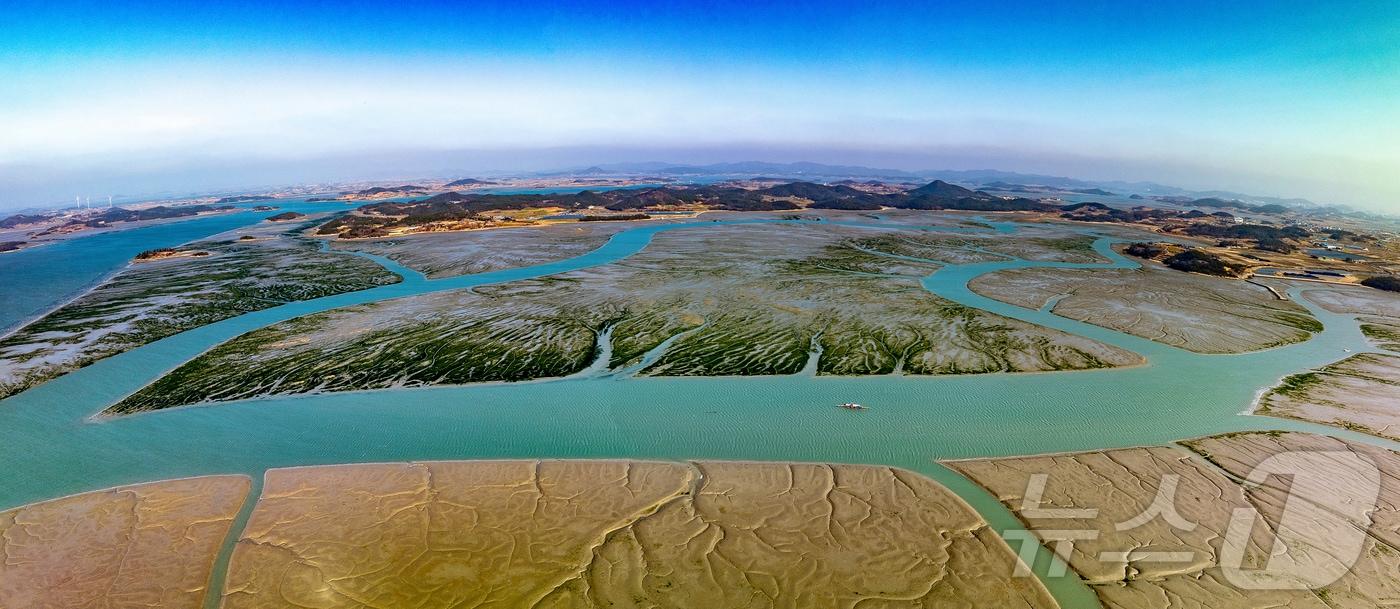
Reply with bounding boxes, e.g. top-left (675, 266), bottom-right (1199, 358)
top-left (444, 178), bottom-right (498, 187)
top-left (1163, 249), bottom-right (1243, 277)
top-left (1362, 276), bottom-right (1400, 293)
